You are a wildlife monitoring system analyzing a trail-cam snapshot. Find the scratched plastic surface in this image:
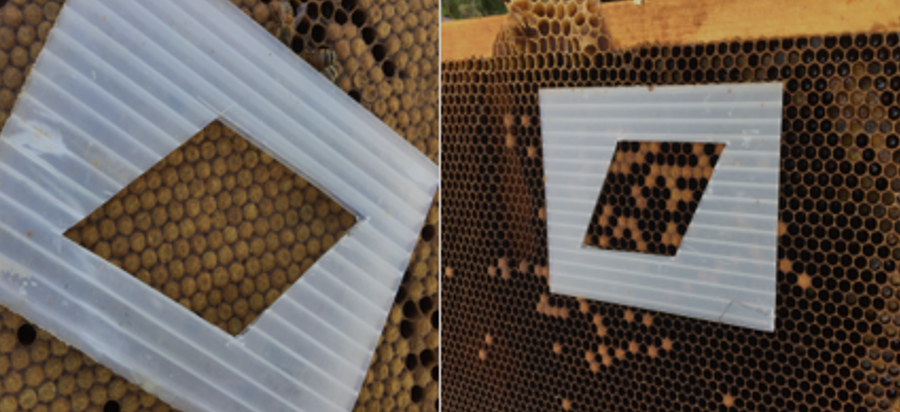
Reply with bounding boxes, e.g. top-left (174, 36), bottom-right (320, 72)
top-left (0, 0), bottom-right (438, 411)
top-left (541, 83), bottom-right (782, 331)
